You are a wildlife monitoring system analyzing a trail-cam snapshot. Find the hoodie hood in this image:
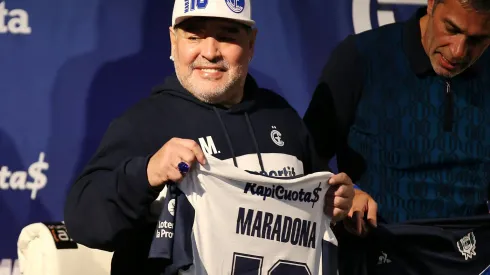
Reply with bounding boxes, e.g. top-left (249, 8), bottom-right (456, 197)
top-left (150, 73), bottom-right (265, 171)
top-left (151, 74), bottom-right (259, 113)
